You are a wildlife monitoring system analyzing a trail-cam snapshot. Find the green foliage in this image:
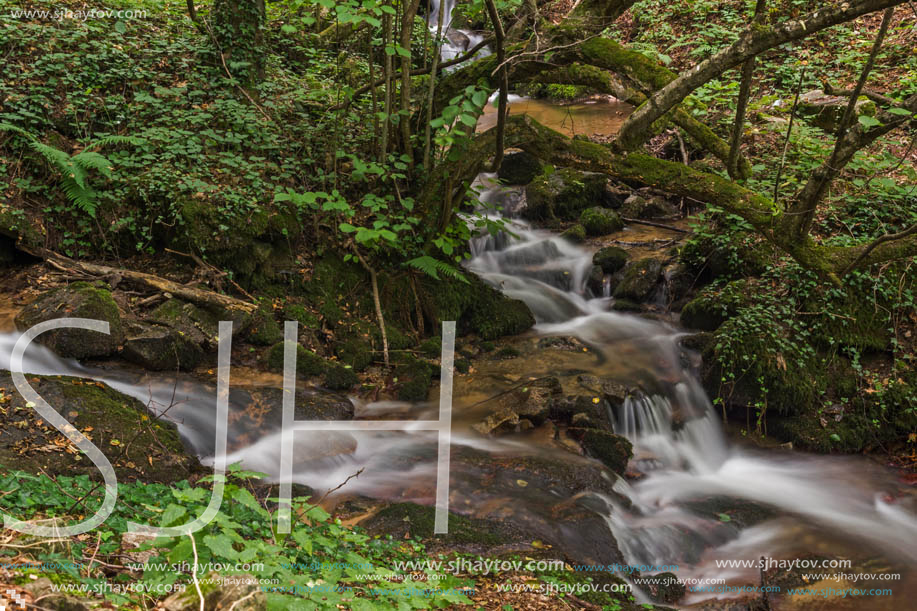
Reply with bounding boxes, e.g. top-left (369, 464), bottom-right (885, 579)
top-left (0, 123), bottom-right (141, 218)
top-left (0, 465), bottom-right (474, 608)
